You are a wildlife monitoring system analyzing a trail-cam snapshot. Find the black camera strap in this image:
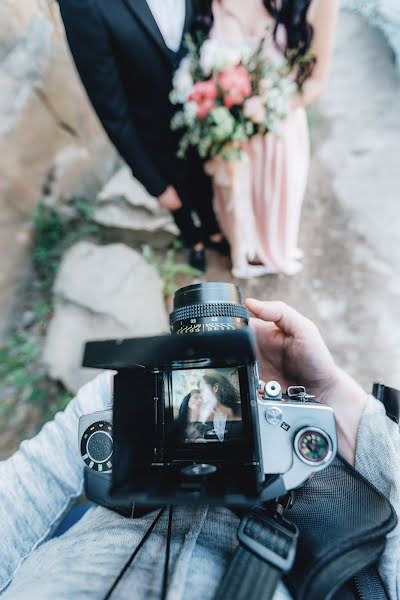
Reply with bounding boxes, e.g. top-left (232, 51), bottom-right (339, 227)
top-left (215, 504), bottom-right (298, 600)
top-left (372, 382), bottom-right (400, 424)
